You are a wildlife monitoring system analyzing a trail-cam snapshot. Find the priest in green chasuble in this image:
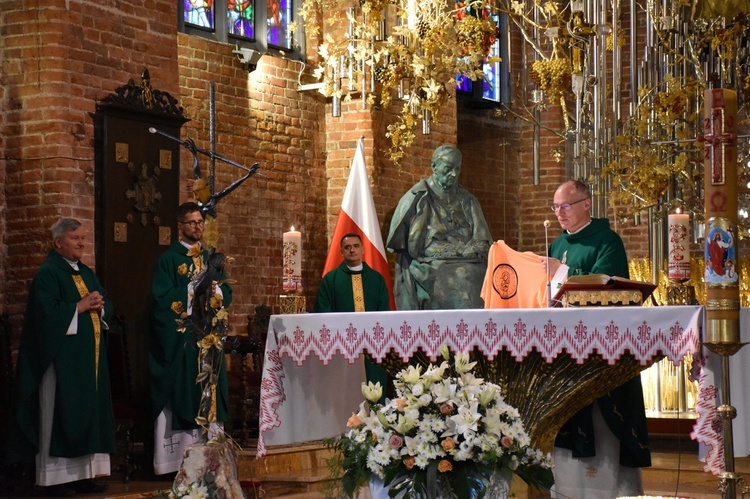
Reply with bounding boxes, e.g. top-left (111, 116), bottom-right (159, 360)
top-left (314, 233), bottom-right (391, 313)
top-left (541, 180), bottom-right (650, 499)
top-left (6, 218), bottom-right (114, 497)
top-left (314, 233), bottom-right (391, 397)
top-left (149, 202), bottom-right (232, 475)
